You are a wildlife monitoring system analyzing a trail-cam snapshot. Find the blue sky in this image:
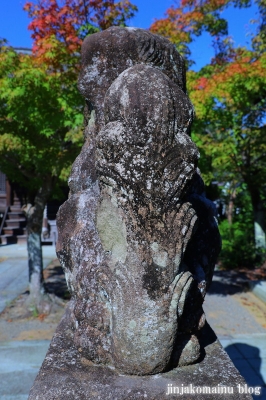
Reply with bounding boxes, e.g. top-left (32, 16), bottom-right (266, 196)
top-left (1, 0), bottom-right (259, 70)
